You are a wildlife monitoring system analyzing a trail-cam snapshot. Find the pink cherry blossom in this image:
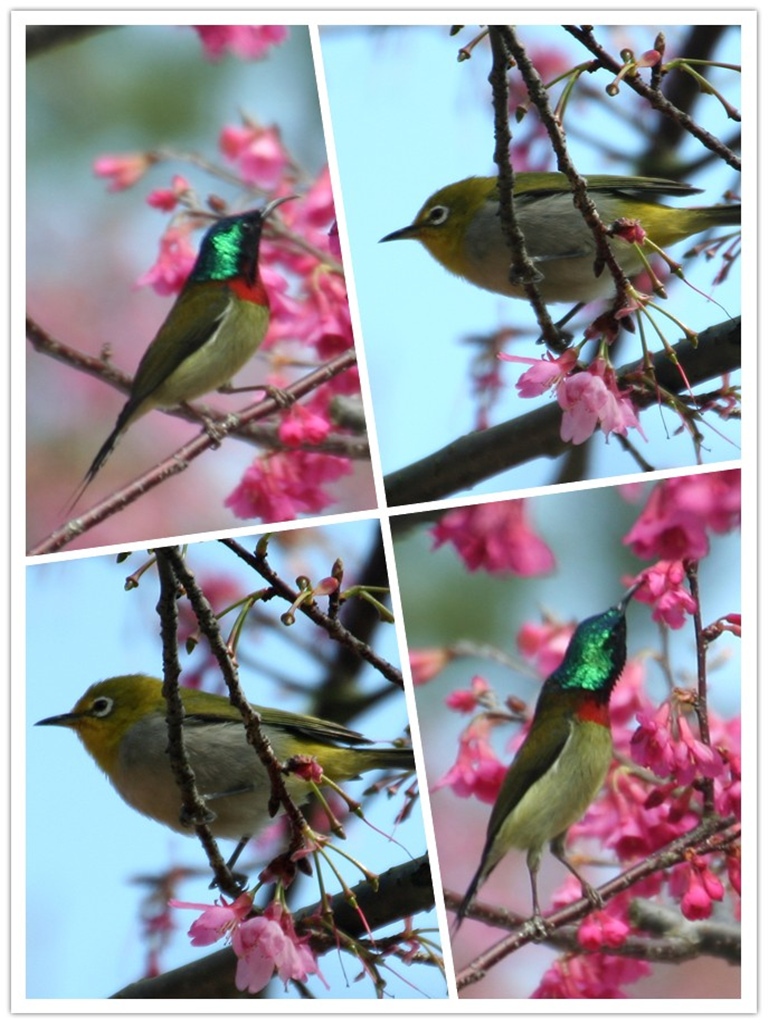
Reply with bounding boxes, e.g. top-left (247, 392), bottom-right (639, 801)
top-left (532, 951), bottom-right (651, 998)
top-left (431, 499), bottom-right (556, 577)
top-left (409, 648), bottom-right (451, 685)
top-left (631, 702), bottom-right (677, 779)
top-left (434, 715), bottom-right (507, 805)
top-left (169, 892), bottom-right (254, 946)
top-left (135, 224), bottom-right (198, 296)
top-left (194, 26), bottom-right (288, 61)
top-left (673, 715), bottom-right (726, 785)
top-left (516, 619), bottom-right (574, 678)
top-left (94, 152), bottom-right (155, 191)
top-left (277, 404), bottom-right (332, 447)
top-left (146, 174), bottom-right (191, 212)
top-left (445, 675), bottom-right (492, 713)
top-left (629, 560), bottom-right (698, 628)
top-left (219, 123), bottom-right (290, 190)
top-left (500, 346), bottom-right (579, 398)
top-left (225, 451), bottom-right (352, 522)
top-left (231, 901), bottom-right (326, 993)
top-left (669, 856), bottom-right (724, 921)
top-left (557, 358), bottom-right (644, 445)
top-left (577, 909), bottom-right (630, 951)
top-left (623, 471), bottom-right (740, 562)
